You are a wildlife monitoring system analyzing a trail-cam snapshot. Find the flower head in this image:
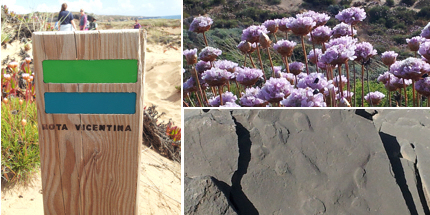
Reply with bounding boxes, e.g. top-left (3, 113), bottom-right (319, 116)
top-left (406, 36), bottom-right (426, 52)
top-left (208, 91), bottom-right (237, 107)
top-left (7, 61), bottom-right (18, 69)
top-left (241, 25), bottom-right (269, 43)
top-left (240, 87), bottom-right (268, 107)
top-left (237, 41), bottom-right (252, 54)
top-left (258, 77), bottom-right (293, 103)
top-left (189, 16), bottom-right (213, 33)
top-left (381, 51), bottom-right (398, 66)
top-left (331, 22), bottom-right (356, 38)
top-left (389, 57), bottom-right (430, 80)
top-left (308, 48), bottom-right (322, 64)
top-left (333, 74), bottom-right (347, 88)
top-left (25, 57), bottom-right (32, 64)
top-left (364, 91), bottom-right (385, 105)
top-left (183, 48), bottom-right (198, 65)
top-left (199, 47), bottom-right (222, 62)
top-left (289, 62), bottom-right (305, 75)
top-left (320, 45), bottom-right (356, 65)
top-left (220, 102), bottom-right (241, 107)
top-left (419, 41), bottom-right (430, 61)
top-left (281, 87), bottom-right (326, 107)
top-left (308, 26), bottom-right (331, 44)
top-left (354, 42), bottom-right (377, 63)
top-left (202, 67), bottom-right (232, 86)
top-left (279, 17), bottom-right (294, 32)
top-left (214, 60), bottom-right (238, 73)
top-left (272, 66), bottom-right (283, 78)
top-left (335, 7), bottom-right (366, 25)
top-left (421, 22), bottom-right (430, 39)
top-left (415, 77), bottom-right (430, 96)
top-left (195, 60), bottom-right (212, 73)
top-left (236, 67), bottom-right (264, 86)
top-left (286, 17), bottom-right (316, 36)
top-left (263, 19), bottom-right (280, 34)
top-left (297, 11), bottom-right (330, 27)
top-left (297, 72), bottom-right (329, 92)
top-left (183, 77), bottom-right (197, 93)
top-left (259, 32), bottom-right (272, 49)
top-left (273, 39), bottom-right (296, 57)
top-left (3, 73), bottom-right (11, 81)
